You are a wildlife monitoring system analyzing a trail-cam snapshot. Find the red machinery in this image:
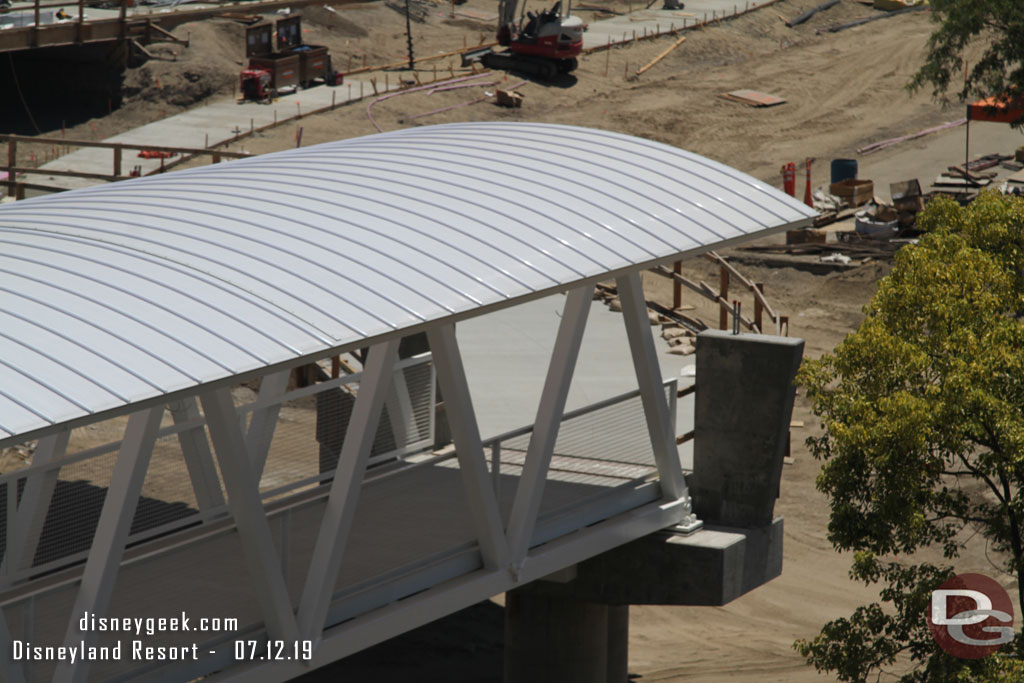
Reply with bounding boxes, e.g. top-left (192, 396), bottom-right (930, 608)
top-left (239, 16), bottom-right (336, 102)
top-left (465, 0), bottom-right (584, 79)
top-left (240, 68), bottom-right (272, 102)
